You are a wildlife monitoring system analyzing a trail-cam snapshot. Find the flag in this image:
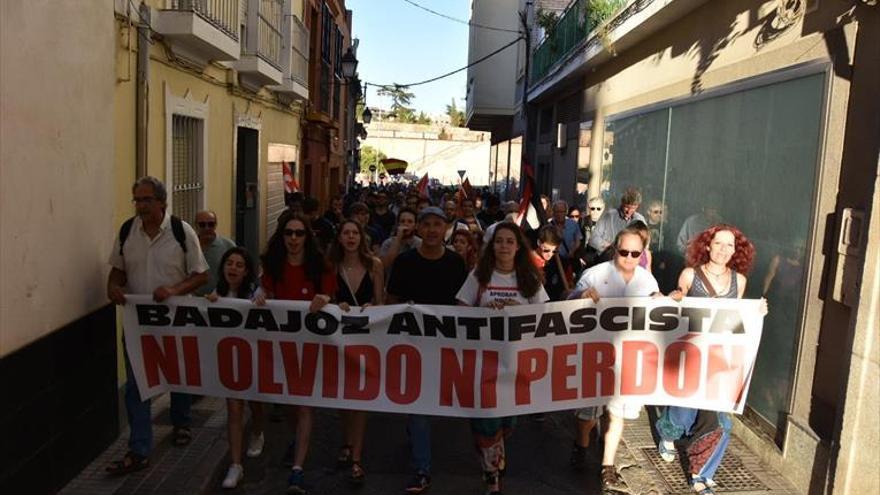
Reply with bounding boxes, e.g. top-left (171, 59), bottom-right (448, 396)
top-left (416, 173), bottom-right (429, 198)
top-left (282, 162), bottom-right (300, 193)
top-left (461, 177), bottom-right (473, 200)
top-left (515, 162), bottom-right (544, 232)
